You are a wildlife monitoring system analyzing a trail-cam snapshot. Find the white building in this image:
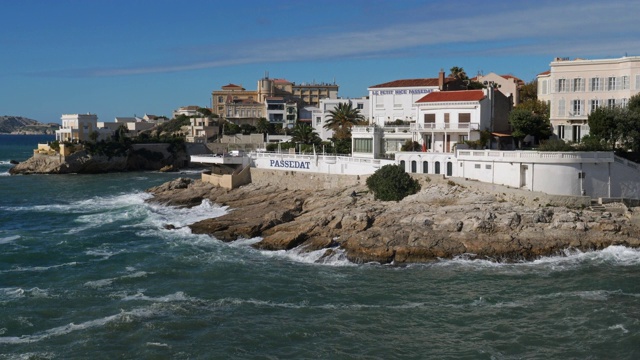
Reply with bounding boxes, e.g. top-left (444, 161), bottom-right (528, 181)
top-left (173, 106), bottom-right (201, 118)
top-left (537, 56), bottom-right (640, 142)
top-left (55, 114), bottom-right (98, 142)
top-left (313, 97), bottom-right (370, 141)
top-left (412, 88), bottom-right (512, 152)
top-left (367, 71), bottom-right (465, 128)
